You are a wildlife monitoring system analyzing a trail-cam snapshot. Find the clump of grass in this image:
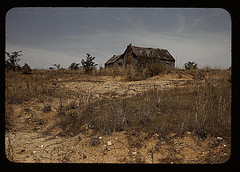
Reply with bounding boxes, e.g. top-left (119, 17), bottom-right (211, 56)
top-left (193, 80), bottom-right (231, 139)
top-left (90, 137), bottom-right (100, 146)
top-left (42, 104), bottom-right (51, 113)
top-left (56, 111), bottom-right (82, 136)
top-left (64, 100), bottom-right (78, 110)
top-left (111, 98), bottom-right (129, 131)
